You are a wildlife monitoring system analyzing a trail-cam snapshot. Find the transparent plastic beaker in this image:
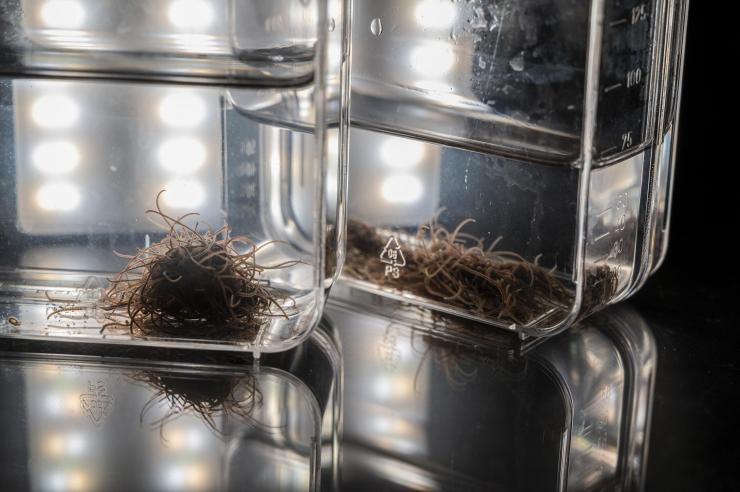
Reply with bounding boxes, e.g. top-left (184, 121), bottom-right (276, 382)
top-left (342, 0), bottom-right (689, 337)
top-left (0, 0), bottom-right (350, 352)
